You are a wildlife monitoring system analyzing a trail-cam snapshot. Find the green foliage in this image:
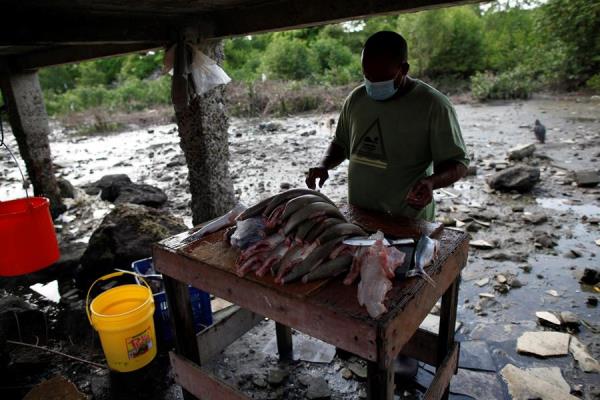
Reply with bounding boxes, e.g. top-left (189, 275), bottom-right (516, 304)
top-left (119, 51), bottom-right (163, 80)
top-left (587, 74), bottom-right (600, 92)
top-left (470, 67), bottom-right (535, 101)
top-left (262, 36), bottom-right (318, 80)
top-left (538, 0), bottom-right (600, 86)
